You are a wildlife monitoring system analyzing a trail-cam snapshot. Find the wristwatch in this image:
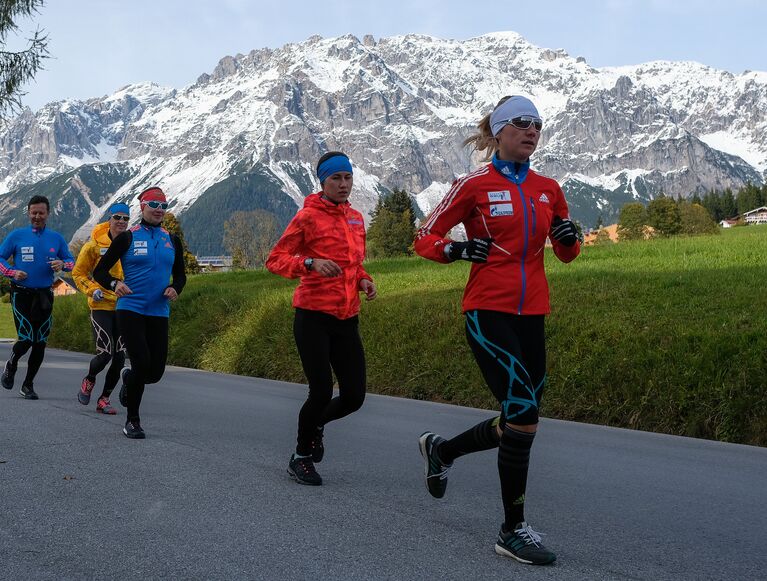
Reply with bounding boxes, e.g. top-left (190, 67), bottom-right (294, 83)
top-left (110, 280), bottom-right (118, 290)
top-left (304, 258), bottom-right (314, 271)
